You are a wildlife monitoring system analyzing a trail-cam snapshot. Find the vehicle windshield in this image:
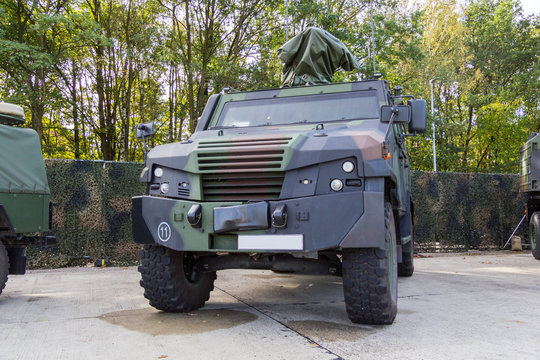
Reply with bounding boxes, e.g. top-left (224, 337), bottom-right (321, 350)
top-left (214, 90), bottom-right (379, 128)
